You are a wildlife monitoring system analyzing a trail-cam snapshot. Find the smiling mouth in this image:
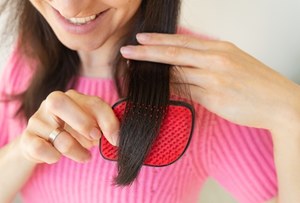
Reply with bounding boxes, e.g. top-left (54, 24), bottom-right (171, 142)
top-left (60, 10), bottom-right (109, 25)
top-left (66, 15), bottom-right (98, 25)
